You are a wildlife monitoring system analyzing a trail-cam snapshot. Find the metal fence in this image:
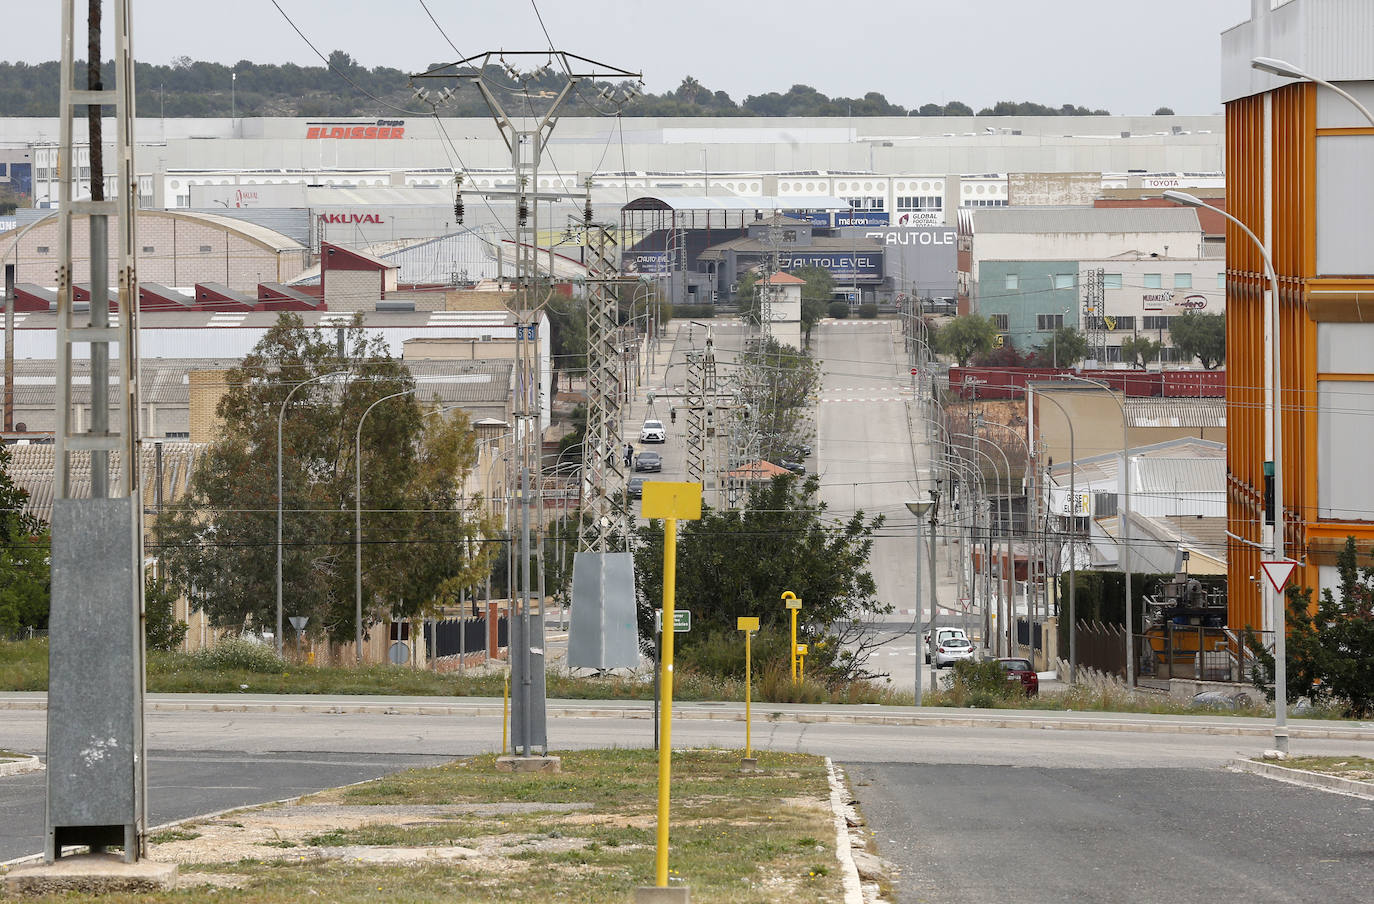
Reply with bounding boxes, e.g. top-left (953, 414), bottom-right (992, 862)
top-left (1075, 621), bottom-right (1127, 678)
top-left (1135, 625), bottom-right (1271, 684)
